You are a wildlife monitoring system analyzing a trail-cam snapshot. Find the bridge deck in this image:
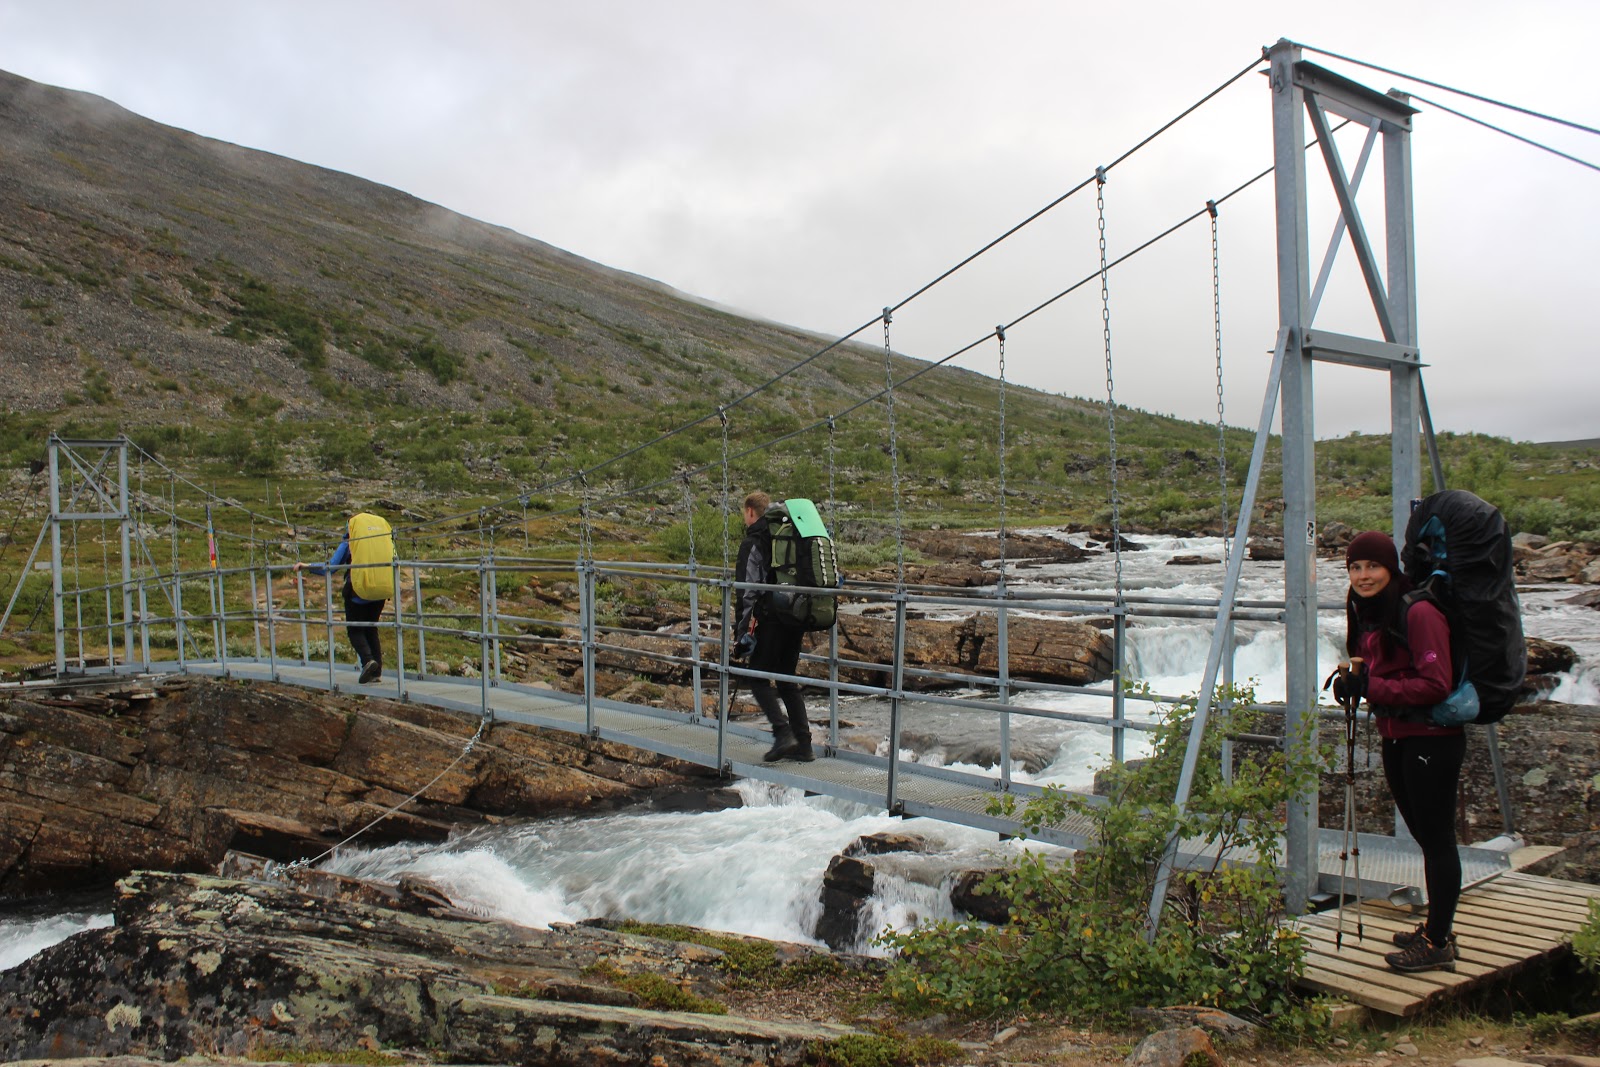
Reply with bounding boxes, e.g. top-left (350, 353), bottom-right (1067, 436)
top-left (1294, 871), bottom-right (1600, 1016)
top-left (72, 658), bottom-right (1509, 901)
